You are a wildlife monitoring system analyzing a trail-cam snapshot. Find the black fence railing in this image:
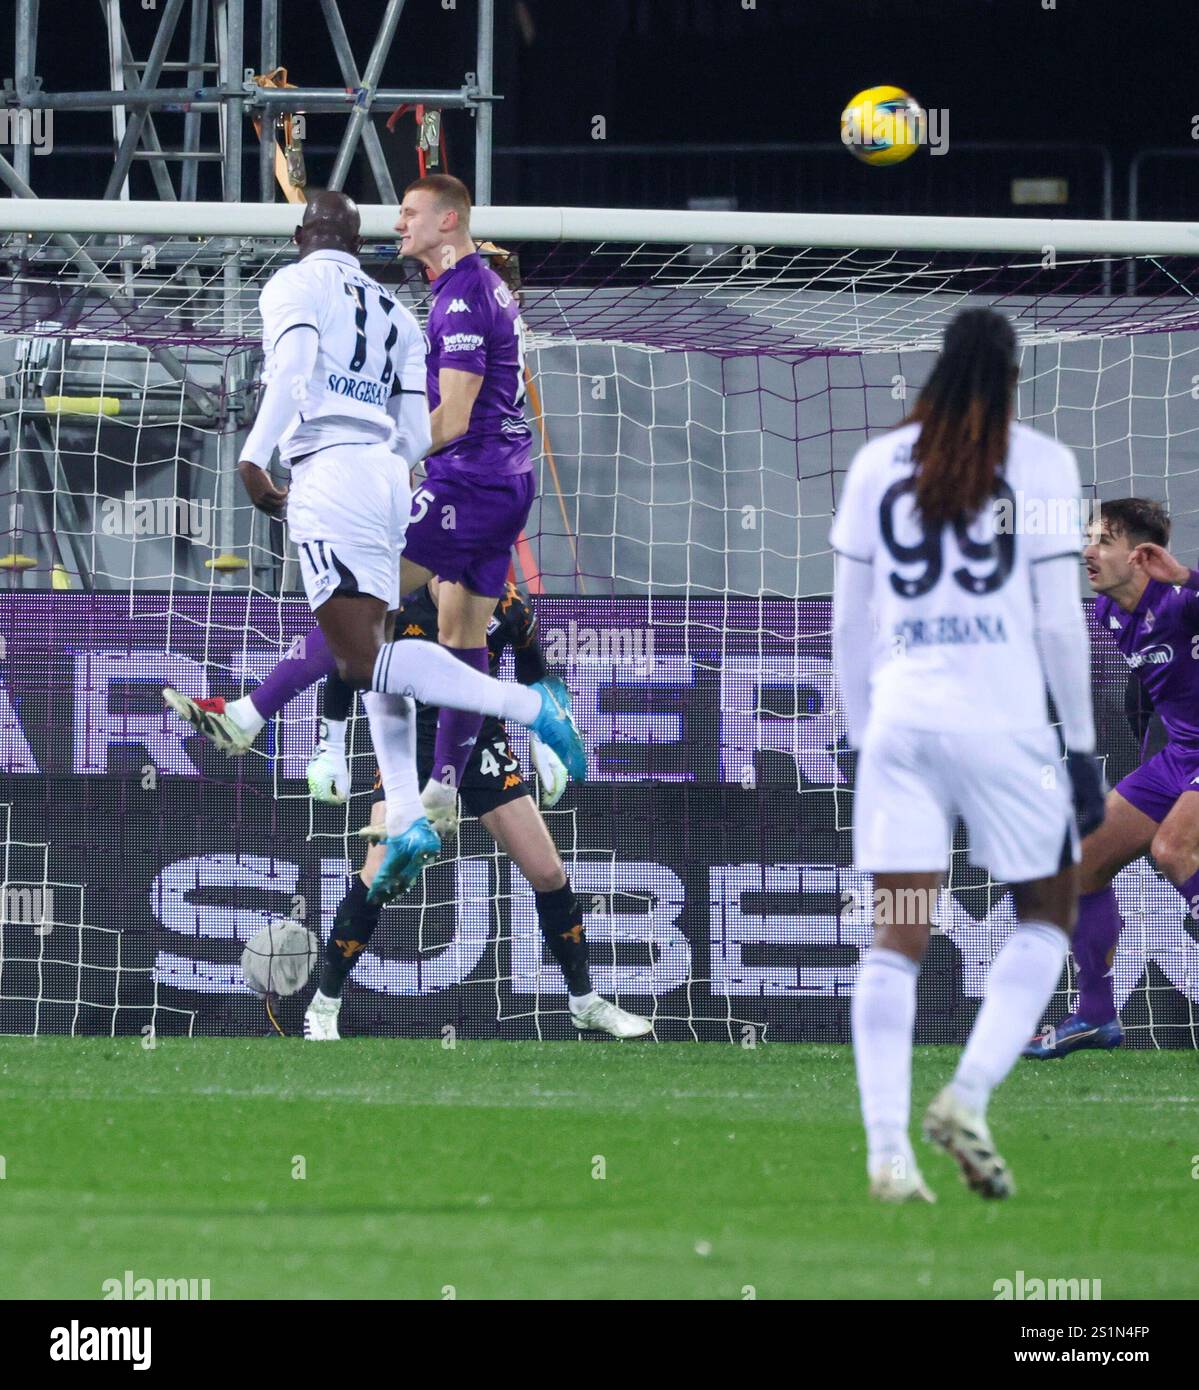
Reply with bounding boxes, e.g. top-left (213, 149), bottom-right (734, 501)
top-left (494, 141), bottom-right (1116, 222)
top-left (1128, 148), bottom-right (1199, 222)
